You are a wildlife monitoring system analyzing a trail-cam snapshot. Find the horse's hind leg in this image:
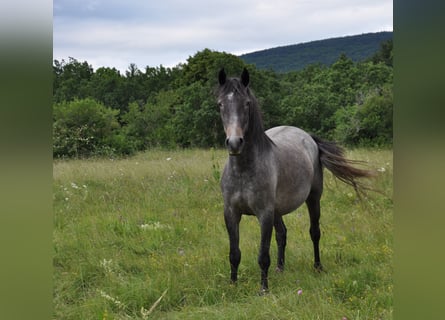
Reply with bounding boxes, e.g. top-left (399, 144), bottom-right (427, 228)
top-left (274, 215), bottom-right (287, 272)
top-left (306, 192), bottom-right (323, 271)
